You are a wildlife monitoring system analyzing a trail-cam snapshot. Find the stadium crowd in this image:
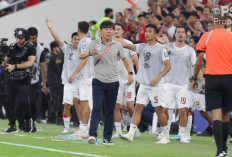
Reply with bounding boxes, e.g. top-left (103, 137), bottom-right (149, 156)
top-left (0, 0), bottom-right (232, 155)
